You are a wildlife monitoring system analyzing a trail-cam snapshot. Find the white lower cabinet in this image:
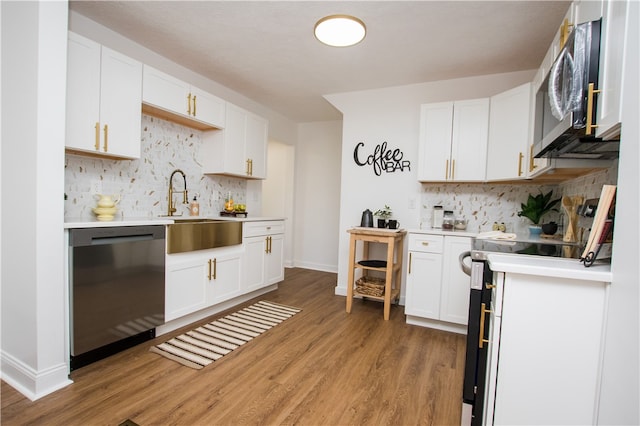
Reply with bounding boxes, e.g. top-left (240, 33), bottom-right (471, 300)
top-left (165, 245), bottom-right (242, 322)
top-left (485, 271), bottom-right (609, 425)
top-left (405, 233), bottom-right (471, 333)
top-left (243, 221), bottom-right (285, 292)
